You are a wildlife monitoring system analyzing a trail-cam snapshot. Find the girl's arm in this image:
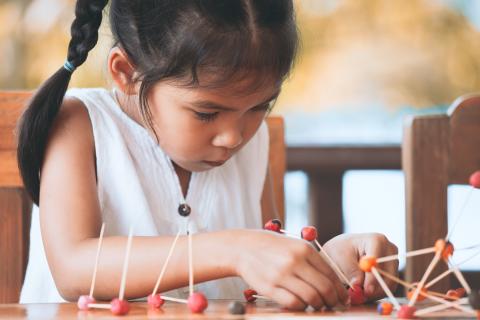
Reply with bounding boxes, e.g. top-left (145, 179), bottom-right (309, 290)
top-left (39, 98), bottom-right (235, 300)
